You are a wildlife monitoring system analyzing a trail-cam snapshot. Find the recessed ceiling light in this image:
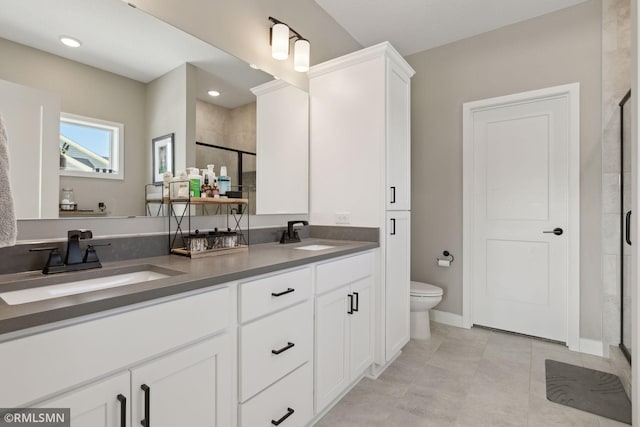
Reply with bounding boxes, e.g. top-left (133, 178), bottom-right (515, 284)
top-left (59, 36), bottom-right (81, 48)
top-left (208, 90), bottom-right (220, 97)
top-left (249, 64), bottom-right (259, 70)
